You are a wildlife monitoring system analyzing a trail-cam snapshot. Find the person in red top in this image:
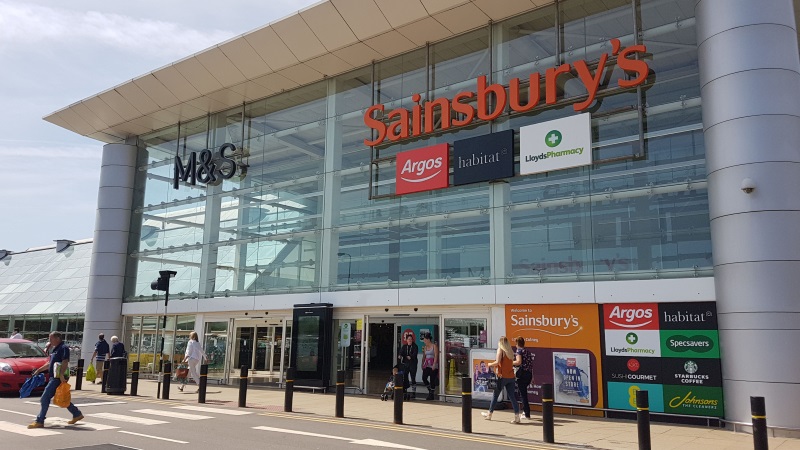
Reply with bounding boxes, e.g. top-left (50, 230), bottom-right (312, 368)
top-left (481, 336), bottom-right (521, 423)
